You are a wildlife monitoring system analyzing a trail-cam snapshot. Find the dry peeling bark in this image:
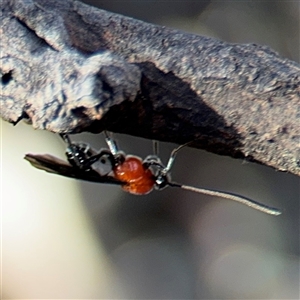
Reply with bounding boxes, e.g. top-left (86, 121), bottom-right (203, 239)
top-left (1, 0), bottom-right (300, 176)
